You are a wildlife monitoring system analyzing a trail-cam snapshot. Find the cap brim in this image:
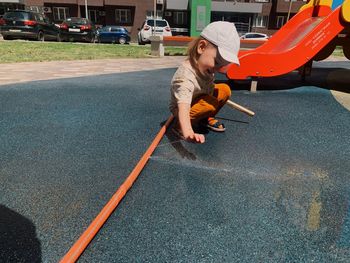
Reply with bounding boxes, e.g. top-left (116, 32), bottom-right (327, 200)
top-left (218, 46), bottom-right (240, 66)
